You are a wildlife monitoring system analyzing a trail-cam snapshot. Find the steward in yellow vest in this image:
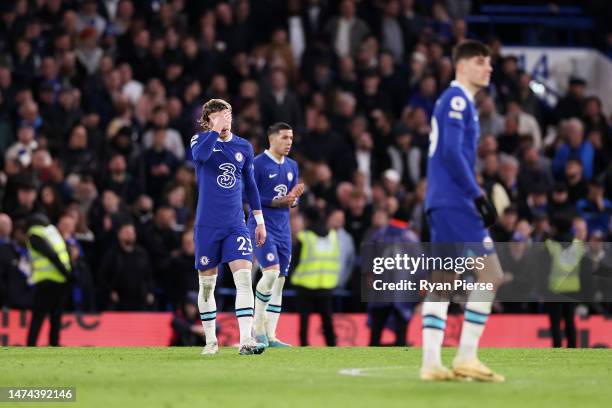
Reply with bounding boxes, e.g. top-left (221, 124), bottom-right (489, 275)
top-left (26, 213), bottom-right (72, 347)
top-left (539, 213), bottom-right (586, 348)
top-left (291, 229), bottom-right (341, 289)
top-left (290, 208), bottom-right (340, 346)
